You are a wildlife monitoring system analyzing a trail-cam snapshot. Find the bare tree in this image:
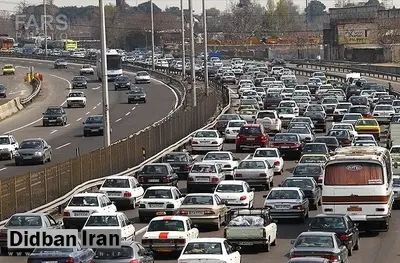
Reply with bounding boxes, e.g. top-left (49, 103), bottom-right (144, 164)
top-left (16, 0), bottom-right (29, 13)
